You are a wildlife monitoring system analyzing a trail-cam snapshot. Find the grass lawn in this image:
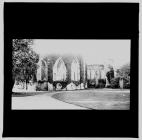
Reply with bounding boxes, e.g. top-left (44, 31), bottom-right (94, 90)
top-left (12, 88), bottom-right (130, 110)
top-left (51, 89), bottom-right (130, 110)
